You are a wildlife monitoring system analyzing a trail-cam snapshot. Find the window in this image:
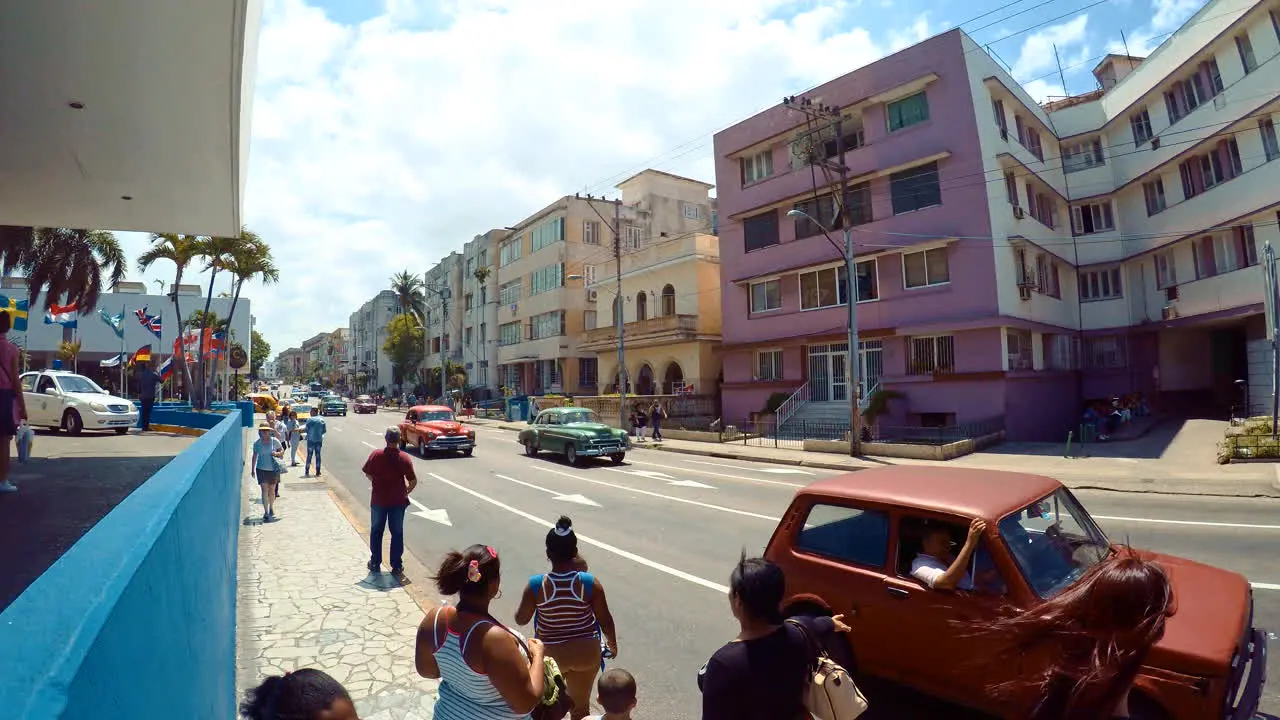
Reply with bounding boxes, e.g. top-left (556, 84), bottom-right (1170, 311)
top-left (578, 358), bottom-right (598, 388)
top-left (903, 247), bottom-right (949, 288)
top-left (1236, 33), bottom-right (1257, 73)
top-left (1062, 138), bottom-right (1105, 173)
top-left (531, 217), bottom-right (564, 252)
top-left (1080, 267), bottom-right (1123, 301)
top-left (1045, 334), bottom-right (1080, 370)
top-left (992, 98), bottom-right (1008, 140)
top-left (1016, 117), bottom-right (1044, 161)
top-left (793, 194), bottom-right (842, 238)
top-left (1004, 172), bottom-right (1018, 205)
top-left (795, 504), bottom-right (890, 568)
top-left (464, 327), bottom-right (473, 346)
top-left (1155, 251), bottom-right (1177, 289)
top-left (499, 279), bottom-right (522, 306)
top-left (890, 162), bottom-right (941, 215)
top-left (530, 310), bottom-right (565, 340)
top-left (682, 202), bottom-right (702, 220)
top-left (1164, 79), bottom-right (1199, 124)
top-left (499, 237), bottom-right (523, 266)
top-left (465, 293), bottom-right (474, 311)
top-left (1130, 109), bottom-right (1153, 146)
top-left (529, 263), bottom-right (565, 295)
top-left (847, 183), bottom-right (873, 225)
top-left (800, 266), bottom-right (849, 310)
top-left (1194, 226), bottom-right (1258, 279)
top-left (1273, 10), bottom-right (1280, 42)
top-left (1179, 139), bottom-right (1242, 199)
top-left (583, 220), bottom-right (600, 246)
top-left (887, 92), bottom-right (930, 131)
top-left (636, 292), bottom-right (647, 321)
top-left (1006, 328), bottom-right (1033, 370)
top-left (624, 225), bottom-right (643, 251)
top-left (908, 335), bottom-right (955, 375)
top-left (1071, 201), bottom-right (1114, 235)
top-left (750, 279), bottom-right (782, 313)
top-left (856, 259), bottom-right (879, 302)
top-left (480, 286), bottom-right (488, 305)
top-left (583, 264), bottom-right (597, 285)
top-left (744, 210), bottom-right (780, 252)
top-left (741, 149), bottom-right (774, 184)
top-left (584, 310), bottom-right (596, 330)
top-left (479, 323), bottom-right (487, 343)
top-left (499, 321), bottom-right (522, 346)
top-left (1143, 178), bottom-right (1167, 216)
top-left (1036, 254), bottom-right (1061, 298)
top-left (1084, 336), bottom-right (1127, 370)
top-left (822, 124), bottom-right (866, 159)
top-left (1026, 188), bottom-right (1056, 228)
top-left (661, 284), bottom-right (676, 316)
top-left (756, 349), bottom-right (783, 381)
top-left (1260, 118), bottom-right (1279, 162)
top-left (1204, 59), bottom-right (1224, 96)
